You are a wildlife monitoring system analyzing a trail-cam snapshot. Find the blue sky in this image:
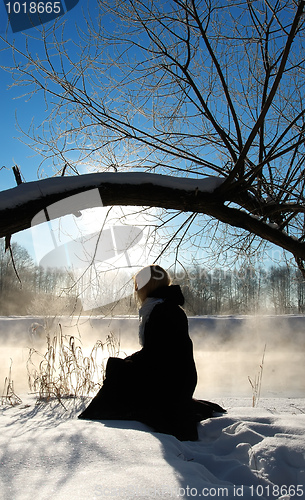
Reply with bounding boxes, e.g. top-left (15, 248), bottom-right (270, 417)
top-left (0, 0), bottom-right (88, 256)
top-left (0, 0), bottom-right (85, 191)
top-left (0, 1), bottom-right (292, 270)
